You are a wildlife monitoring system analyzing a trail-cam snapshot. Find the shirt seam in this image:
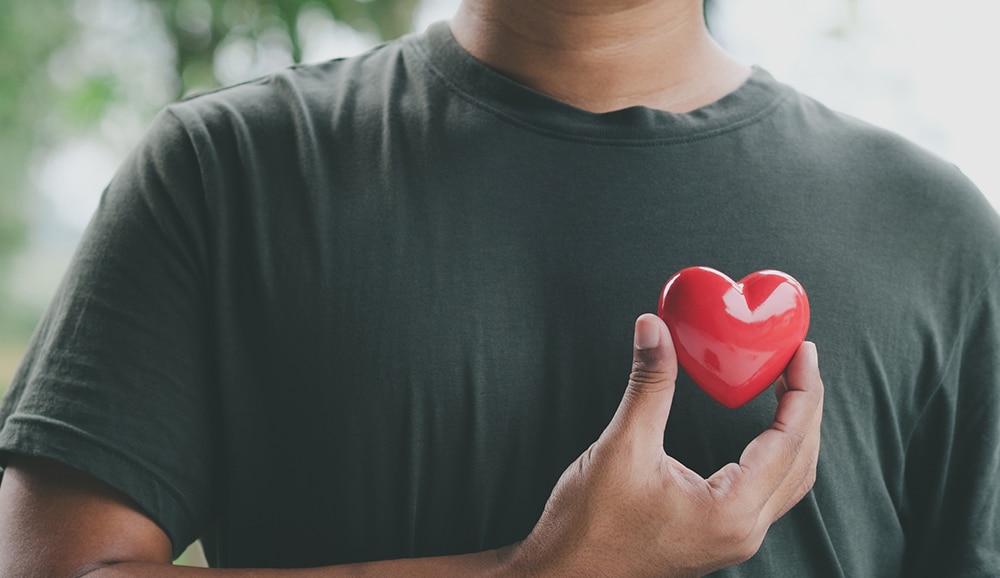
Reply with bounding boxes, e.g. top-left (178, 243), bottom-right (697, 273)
top-left (0, 413), bottom-right (200, 542)
top-left (406, 38), bottom-right (793, 147)
top-left (903, 258), bottom-right (1000, 450)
